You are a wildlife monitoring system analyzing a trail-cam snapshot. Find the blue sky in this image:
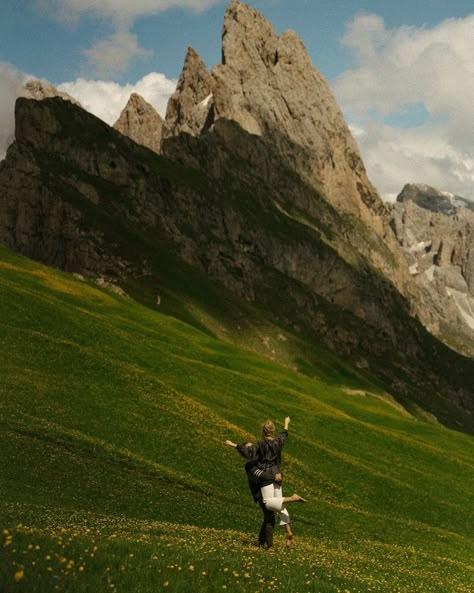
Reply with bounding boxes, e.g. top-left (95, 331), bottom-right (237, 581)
top-left (1, 0), bottom-right (473, 199)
